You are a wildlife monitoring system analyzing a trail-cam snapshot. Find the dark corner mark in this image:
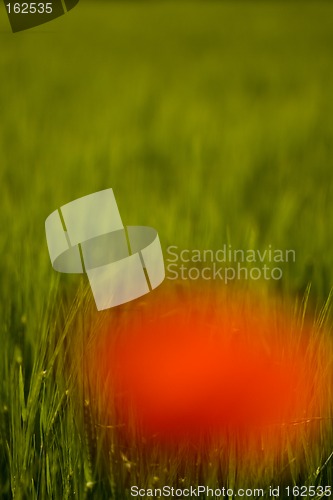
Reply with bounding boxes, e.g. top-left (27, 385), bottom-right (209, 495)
top-left (3, 0), bottom-right (80, 33)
